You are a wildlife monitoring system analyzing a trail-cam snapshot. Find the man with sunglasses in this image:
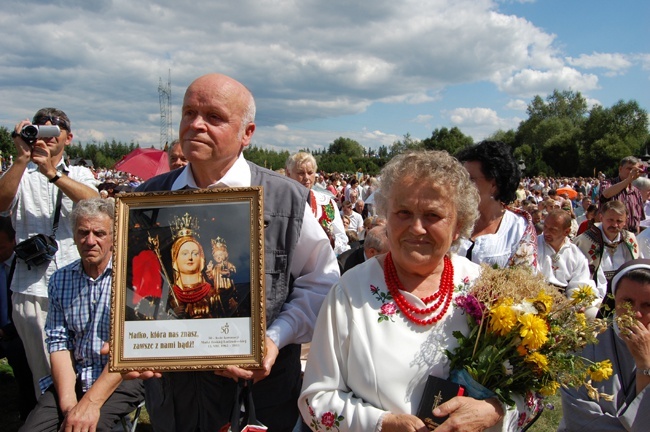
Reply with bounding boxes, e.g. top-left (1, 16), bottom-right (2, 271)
top-left (0, 107), bottom-right (98, 400)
